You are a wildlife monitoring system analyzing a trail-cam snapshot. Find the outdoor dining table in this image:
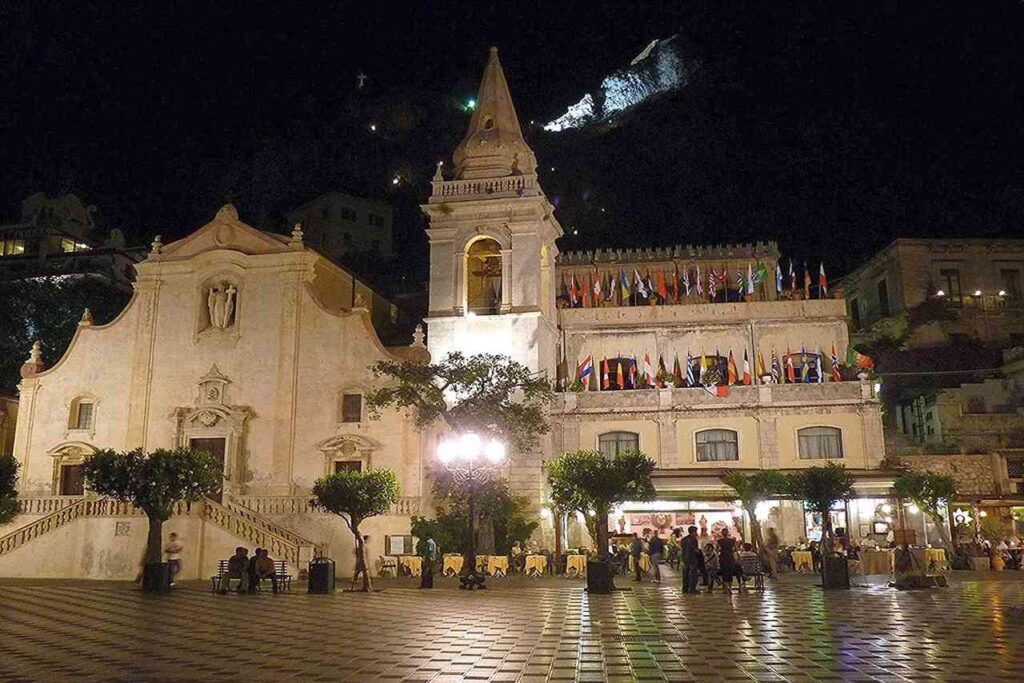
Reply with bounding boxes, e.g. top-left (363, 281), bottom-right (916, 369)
top-left (565, 554), bottom-right (587, 577)
top-left (442, 554), bottom-right (464, 577)
top-left (628, 552), bottom-right (651, 574)
top-left (921, 548), bottom-right (947, 574)
top-left (487, 555), bottom-right (509, 577)
top-left (399, 555), bottom-right (422, 577)
top-left (524, 554), bottom-right (547, 577)
top-left (859, 549), bottom-right (893, 575)
top-left (792, 550), bottom-right (814, 573)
